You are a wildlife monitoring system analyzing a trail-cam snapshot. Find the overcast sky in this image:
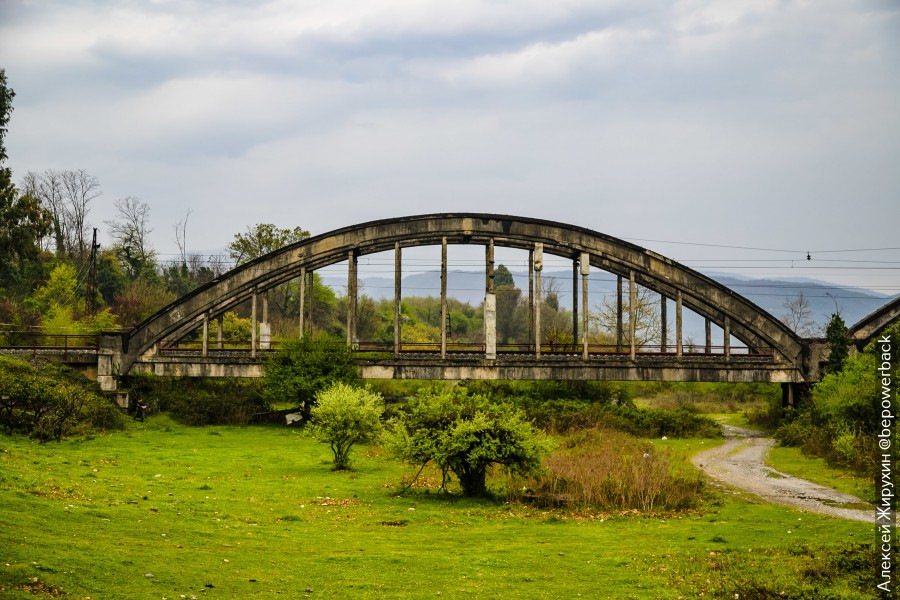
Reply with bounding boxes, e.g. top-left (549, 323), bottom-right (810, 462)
top-left (1, 0), bottom-right (898, 294)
